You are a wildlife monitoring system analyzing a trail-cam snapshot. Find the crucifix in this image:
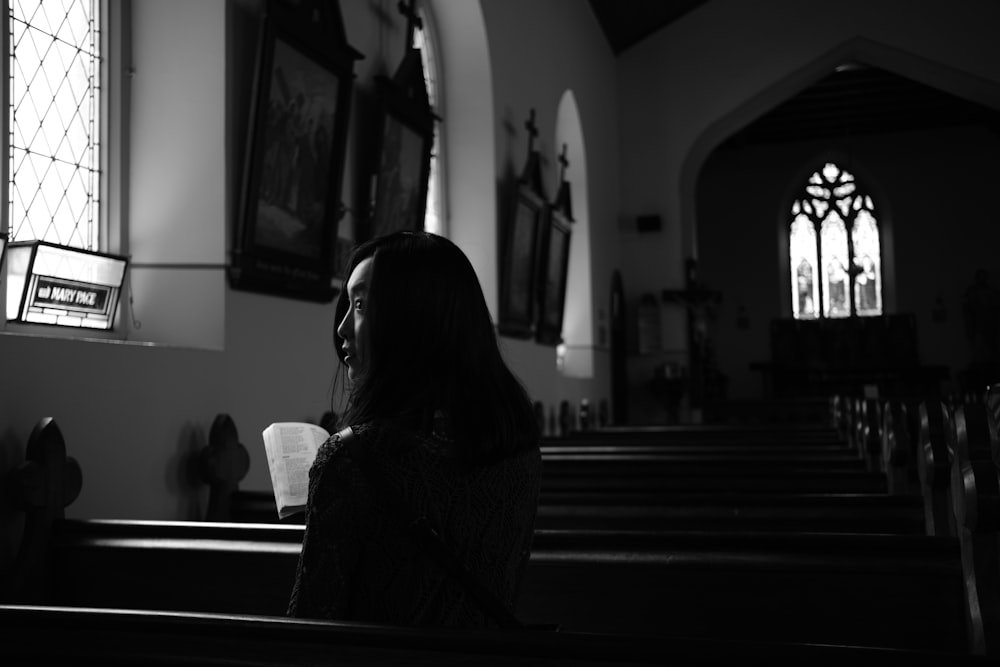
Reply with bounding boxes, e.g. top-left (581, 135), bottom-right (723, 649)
top-left (524, 108), bottom-right (538, 154)
top-left (662, 258), bottom-right (722, 418)
top-left (397, 0), bottom-right (423, 50)
top-left (557, 143), bottom-right (569, 181)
